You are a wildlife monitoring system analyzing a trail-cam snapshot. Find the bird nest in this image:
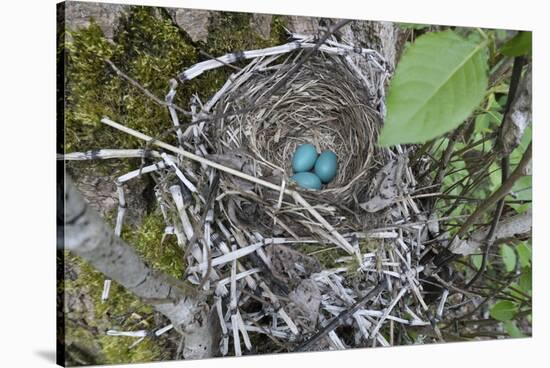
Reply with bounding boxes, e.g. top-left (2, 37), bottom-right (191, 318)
top-left (211, 56), bottom-right (383, 199)
top-left (69, 32), bottom-right (452, 357)
top-left (190, 35), bottom-right (392, 237)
